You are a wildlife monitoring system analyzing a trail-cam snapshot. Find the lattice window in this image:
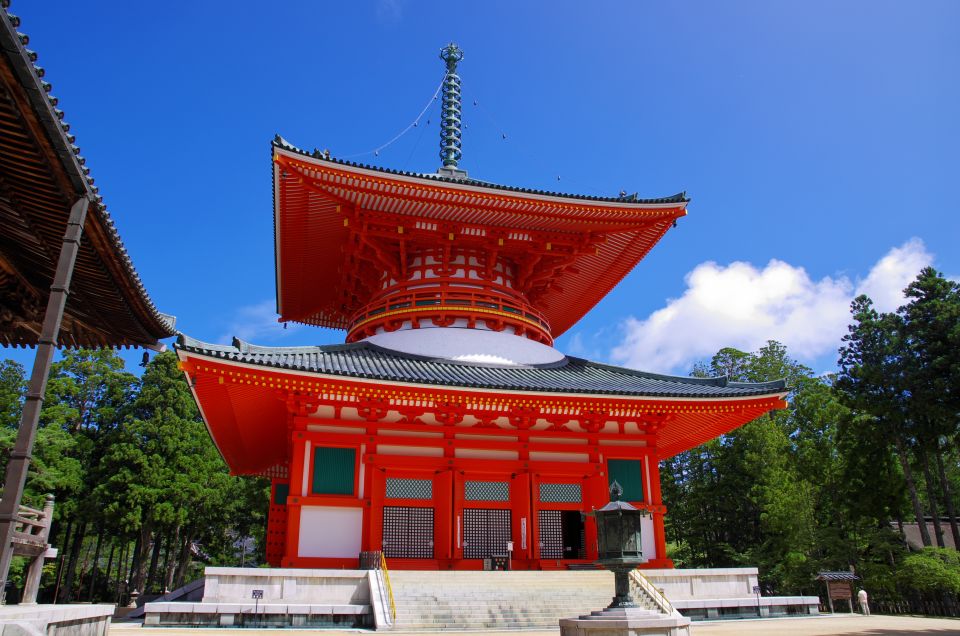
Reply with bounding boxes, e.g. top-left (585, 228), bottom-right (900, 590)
top-left (462, 508), bottom-right (512, 559)
top-left (464, 480), bottom-right (509, 501)
top-left (539, 483), bottom-right (582, 503)
top-left (382, 506), bottom-right (434, 559)
top-left (386, 478), bottom-right (433, 500)
top-left (538, 510), bottom-right (563, 558)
